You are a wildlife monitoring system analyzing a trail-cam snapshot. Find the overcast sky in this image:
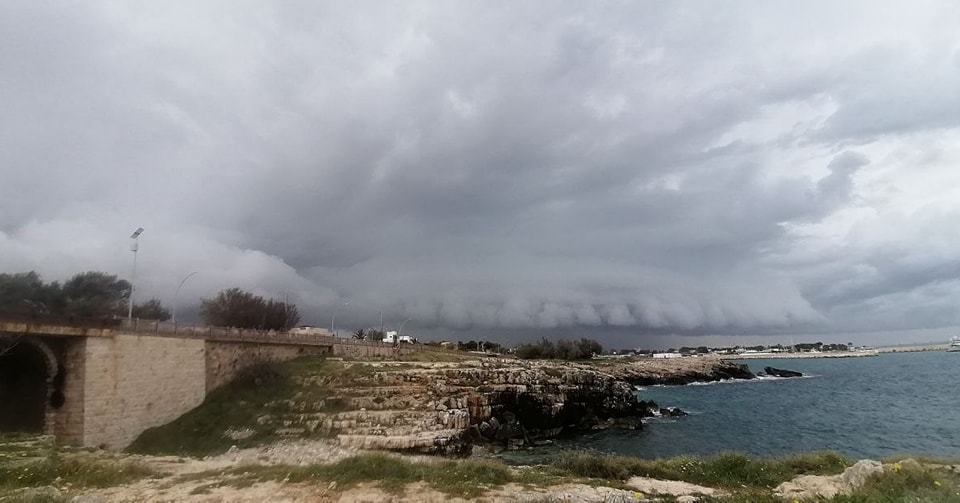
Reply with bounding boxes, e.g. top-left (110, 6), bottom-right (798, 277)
top-left (3, 1), bottom-right (960, 347)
